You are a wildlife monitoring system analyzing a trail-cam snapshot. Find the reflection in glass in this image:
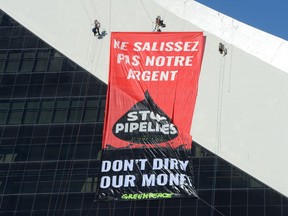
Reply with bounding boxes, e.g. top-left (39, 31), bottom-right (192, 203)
top-left (6, 59), bottom-right (20, 72)
top-left (23, 110), bottom-right (38, 124)
top-left (26, 101), bottom-right (40, 109)
top-left (83, 109), bottom-right (97, 122)
top-left (41, 100), bottom-right (54, 108)
top-left (38, 110), bottom-right (52, 123)
top-left (20, 59), bottom-right (34, 72)
top-left (48, 58), bottom-right (63, 72)
top-left (7, 110), bottom-right (23, 124)
top-left (34, 59), bottom-right (47, 72)
top-left (67, 109), bottom-right (82, 123)
top-left (0, 111), bottom-right (8, 124)
top-left (53, 110), bottom-right (68, 123)
top-left (0, 60), bottom-right (5, 72)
